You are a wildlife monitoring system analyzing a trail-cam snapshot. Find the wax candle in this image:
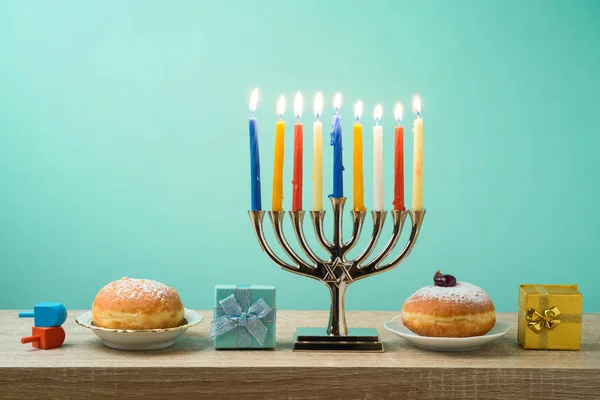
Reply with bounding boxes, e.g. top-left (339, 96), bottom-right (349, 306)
top-left (353, 101), bottom-right (366, 212)
top-left (312, 93), bottom-right (323, 210)
top-left (412, 95), bottom-right (423, 210)
top-left (249, 88), bottom-right (261, 211)
top-left (373, 104), bottom-right (384, 211)
top-left (330, 93), bottom-right (344, 198)
top-left (272, 95), bottom-right (286, 211)
top-left (292, 92), bottom-right (303, 211)
top-left (392, 102), bottom-right (405, 211)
